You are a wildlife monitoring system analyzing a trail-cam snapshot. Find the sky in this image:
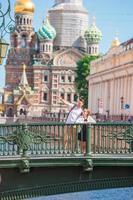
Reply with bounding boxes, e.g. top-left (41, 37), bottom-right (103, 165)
top-left (0, 0), bottom-right (133, 87)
